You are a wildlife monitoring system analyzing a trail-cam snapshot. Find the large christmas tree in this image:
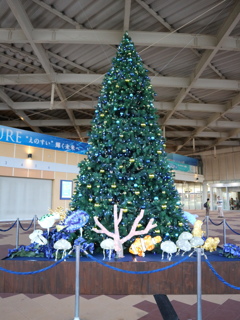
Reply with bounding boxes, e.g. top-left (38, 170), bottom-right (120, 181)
top-left (71, 32), bottom-right (190, 254)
